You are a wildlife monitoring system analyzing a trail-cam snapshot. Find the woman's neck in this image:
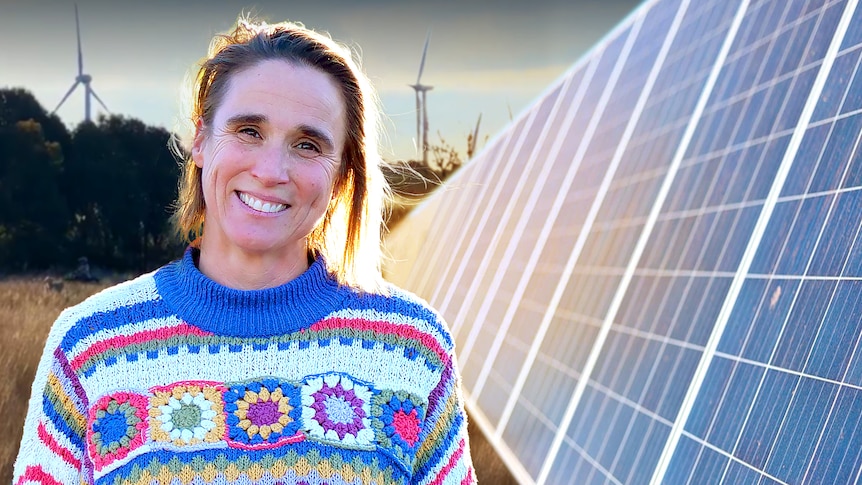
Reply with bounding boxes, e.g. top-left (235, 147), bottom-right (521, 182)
top-left (196, 238), bottom-right (310, 290)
